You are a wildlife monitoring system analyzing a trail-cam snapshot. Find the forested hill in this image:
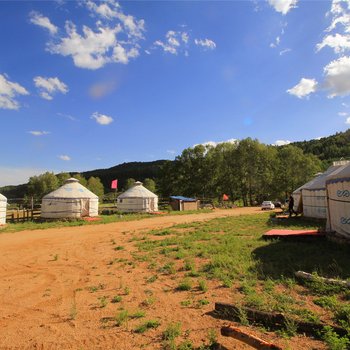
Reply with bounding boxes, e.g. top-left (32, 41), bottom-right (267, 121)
top-left (290, 129), bottom-right (350, 164)
top-left (78, 160), bottom-right (167, 191)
